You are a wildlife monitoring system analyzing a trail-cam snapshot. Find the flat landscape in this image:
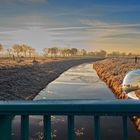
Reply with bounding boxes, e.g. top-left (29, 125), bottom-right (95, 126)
top-left (0, 0), bottom-right (140, 139)
top-left (0, 57), bottom-right (100, 100)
